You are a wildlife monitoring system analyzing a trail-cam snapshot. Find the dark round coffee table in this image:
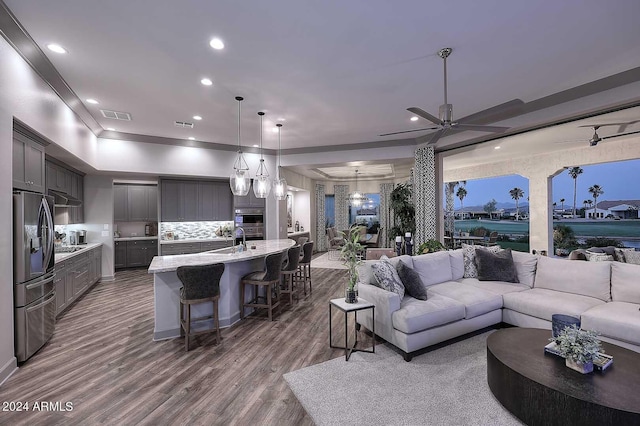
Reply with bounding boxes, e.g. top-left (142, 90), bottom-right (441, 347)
top-left (487, 328), bottom-right (640, 426)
